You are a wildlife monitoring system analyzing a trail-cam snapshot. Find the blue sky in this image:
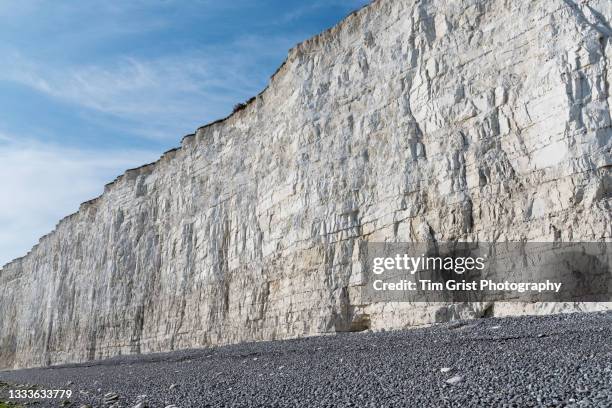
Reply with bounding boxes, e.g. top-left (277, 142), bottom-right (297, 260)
top-left (0, 0), bottom-right (369, 267)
